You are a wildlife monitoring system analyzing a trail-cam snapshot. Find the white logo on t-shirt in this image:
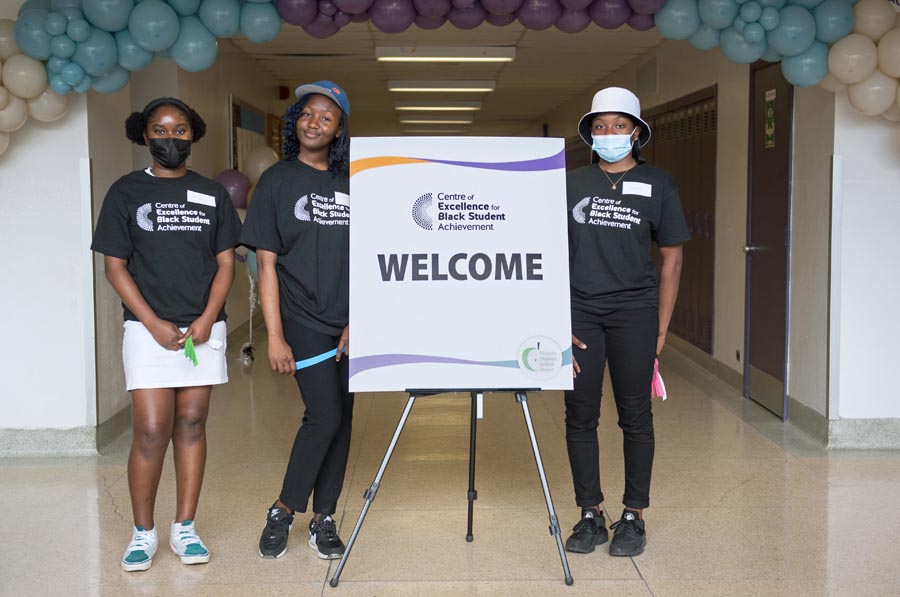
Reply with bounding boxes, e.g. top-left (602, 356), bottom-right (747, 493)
top-left (572, 197), bottom-right (590, 224)
top-left (136, 203), bottom-right (154, 232)
top-left (294, 195), bottom-right (310, 221)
